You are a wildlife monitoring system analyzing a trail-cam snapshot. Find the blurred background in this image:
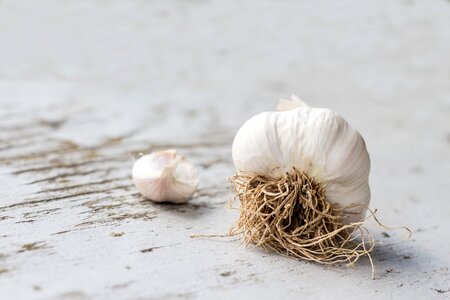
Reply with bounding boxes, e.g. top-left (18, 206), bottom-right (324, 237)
top-left (1, 1), bottom-right (448, 142)
top-left (1, 0), bottom-right (448, 213)
top-left (0, 0), bottom-right (449, 299)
